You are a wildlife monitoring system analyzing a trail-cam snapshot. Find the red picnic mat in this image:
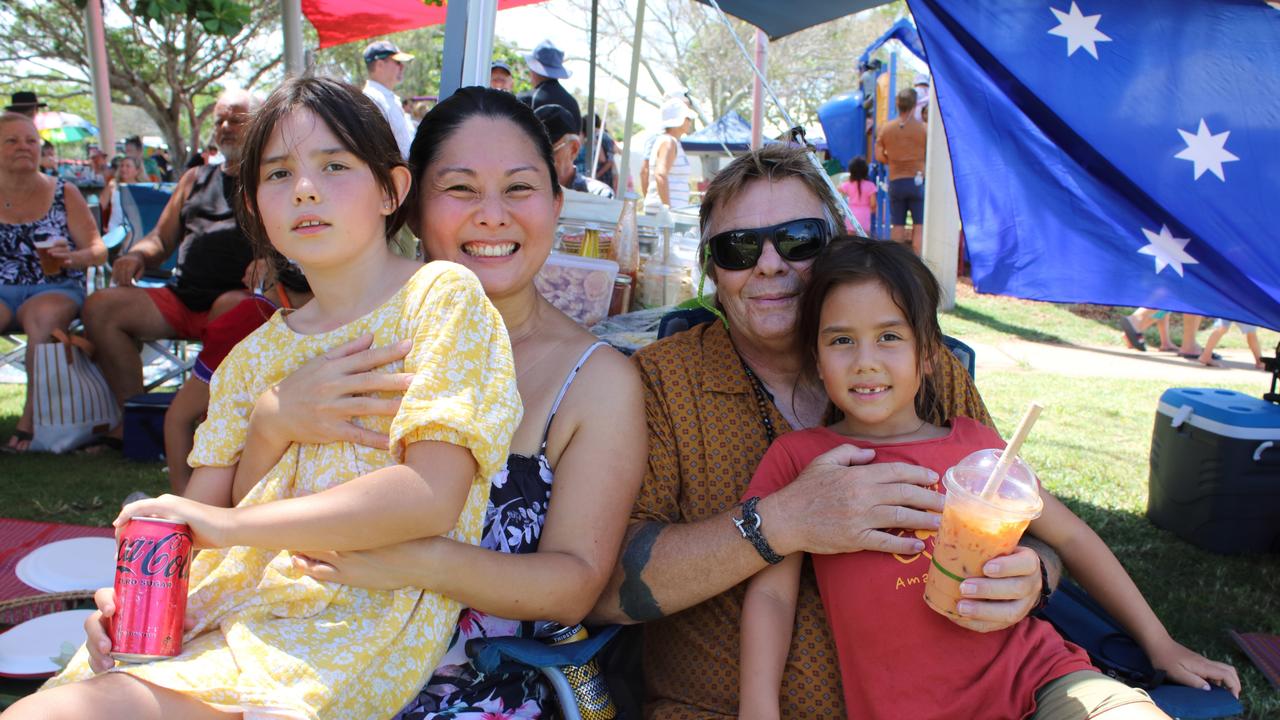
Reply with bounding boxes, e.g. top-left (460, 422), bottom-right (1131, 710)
top-left (1230, 630), bottom-right (1280, 690)
top-left (0, 518), bottom-right (113, 603)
